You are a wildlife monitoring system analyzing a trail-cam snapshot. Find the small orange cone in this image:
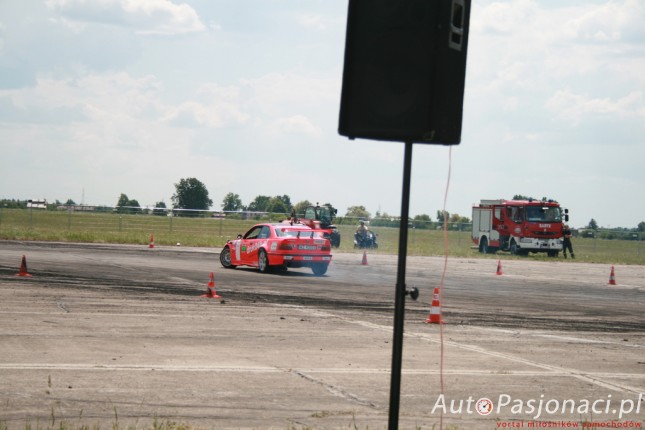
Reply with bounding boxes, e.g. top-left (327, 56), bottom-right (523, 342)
top-left (496, 260), bottom-right (503, 276)
top-left (608, 266), bottom-right (617, 285)
top-left (16, 255), bottom-right (32, 277)
top-left (201, 272), bottom-right (222, 299)
top-left (425, 287), bottom-right (443, 324)
top-left (361, 250), bottom-right (368, 265)
top-left (149, 234), bottom-right (155, 249)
